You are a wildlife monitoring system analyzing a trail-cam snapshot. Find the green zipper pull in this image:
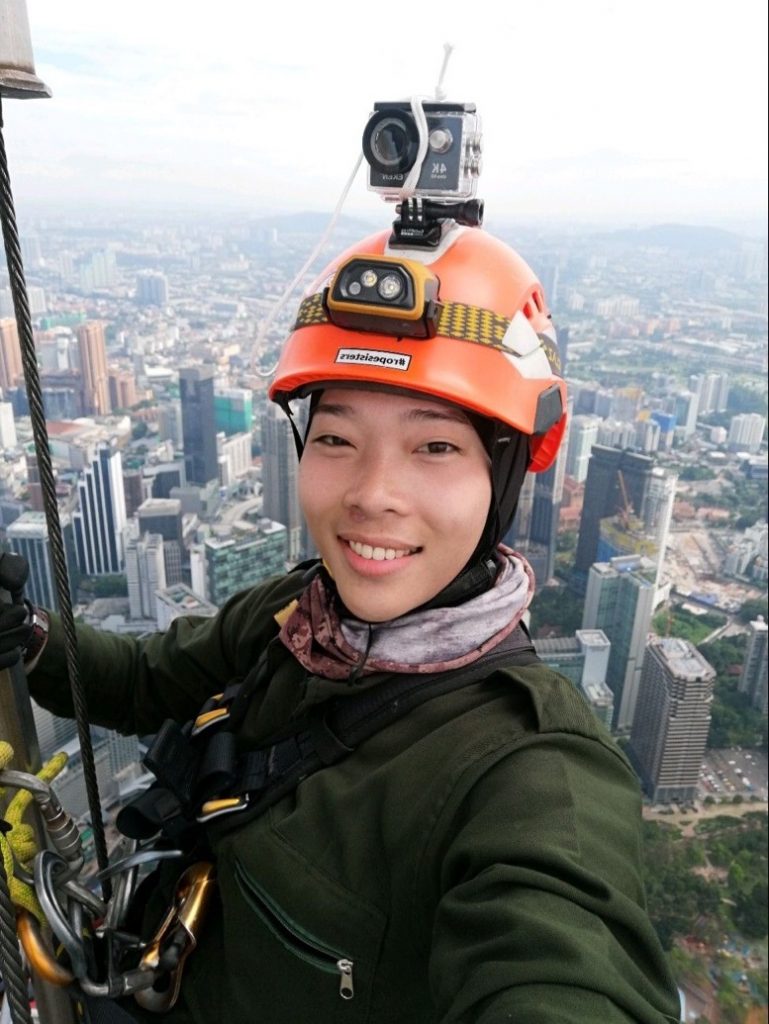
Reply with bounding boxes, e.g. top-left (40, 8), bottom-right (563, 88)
top-left (337, 958), bottom-right (354, 1000)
